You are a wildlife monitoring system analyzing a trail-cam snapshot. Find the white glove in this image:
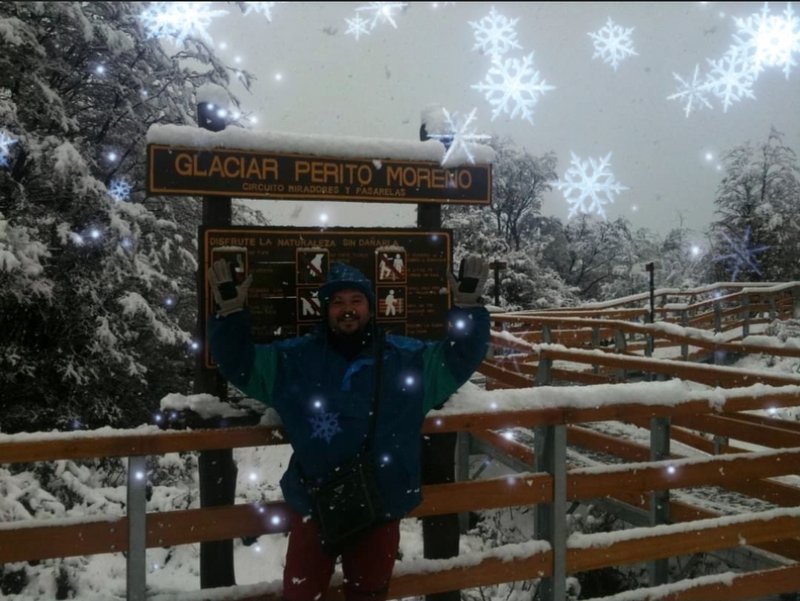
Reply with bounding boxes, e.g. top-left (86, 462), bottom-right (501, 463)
top-left (447, 255), bottom-right (489, 308)
top-left (207, 258), bottom-right (252, 317)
